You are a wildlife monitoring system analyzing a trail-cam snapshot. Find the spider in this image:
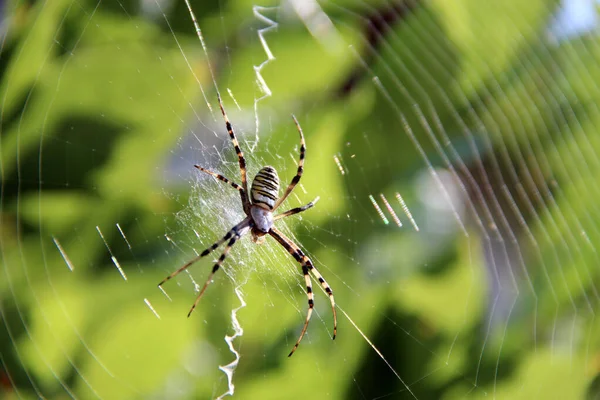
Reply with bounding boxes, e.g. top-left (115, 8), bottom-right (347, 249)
top-left (159, 96), bottom-right (337, 357)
